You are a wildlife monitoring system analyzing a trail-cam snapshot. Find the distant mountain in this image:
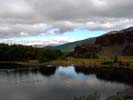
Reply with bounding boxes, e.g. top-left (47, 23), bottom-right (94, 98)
top-left (45, 37), bottom-right (96, 51)
top-left (74, 27), bottom-right (133, 56)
